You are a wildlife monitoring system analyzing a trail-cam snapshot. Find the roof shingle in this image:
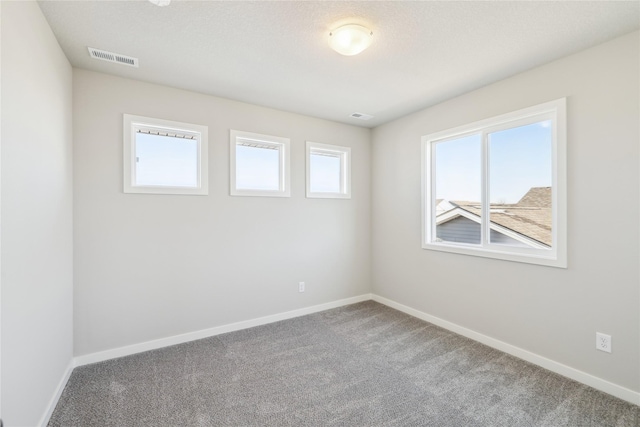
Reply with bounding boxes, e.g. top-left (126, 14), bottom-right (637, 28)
top-left (450, 187), bottom-right (552, 247)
